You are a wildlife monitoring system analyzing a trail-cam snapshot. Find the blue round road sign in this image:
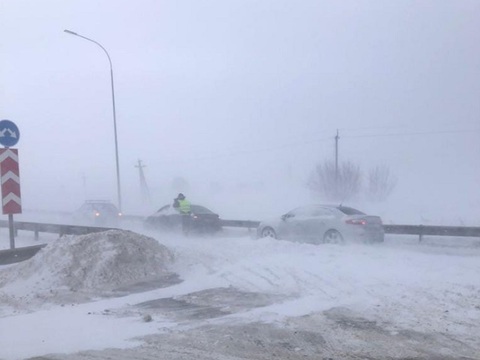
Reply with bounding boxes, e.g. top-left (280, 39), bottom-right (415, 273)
top-left (0, 120), bottom-right (20, 147)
